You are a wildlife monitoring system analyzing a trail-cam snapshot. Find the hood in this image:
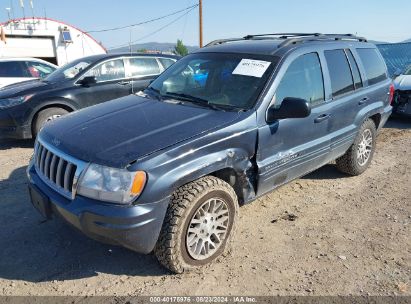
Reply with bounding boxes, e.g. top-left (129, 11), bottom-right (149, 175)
top-left (393, 75), bottom-right (411, 91)
top-left (0, 79), bottom-right (53, 98)
top-left (40, 95), bottom-right (240, 168)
